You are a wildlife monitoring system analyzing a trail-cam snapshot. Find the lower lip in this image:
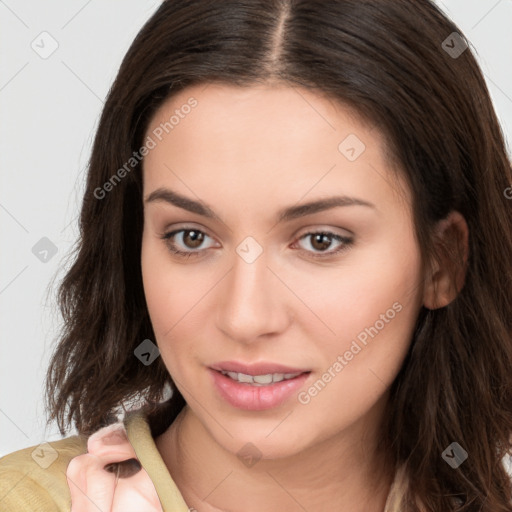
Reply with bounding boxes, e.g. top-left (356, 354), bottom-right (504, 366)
top-left (209, 368), bottom-right (310, 411)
